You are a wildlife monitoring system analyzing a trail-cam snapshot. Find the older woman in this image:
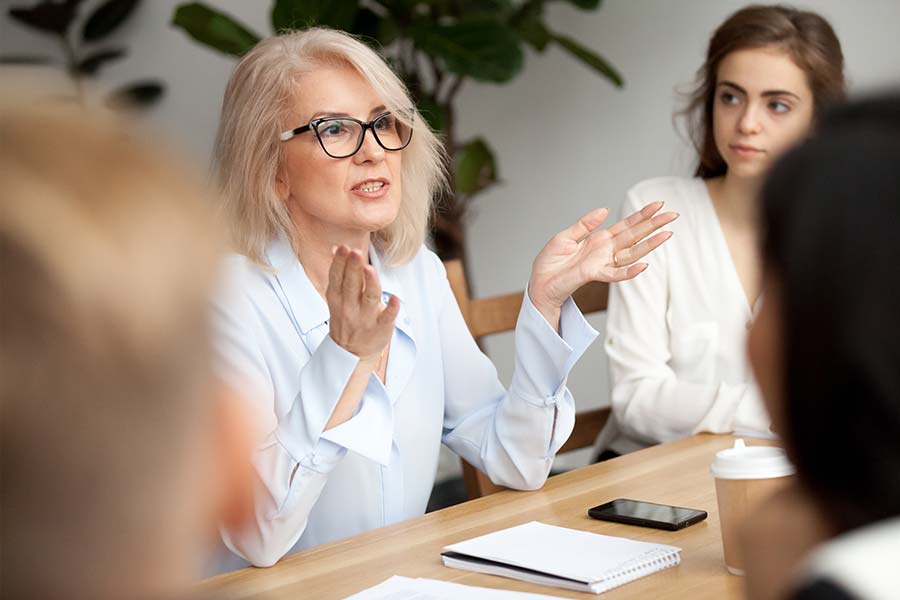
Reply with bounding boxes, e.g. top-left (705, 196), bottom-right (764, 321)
top-left (212, 28), bottom-right (676, 568)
